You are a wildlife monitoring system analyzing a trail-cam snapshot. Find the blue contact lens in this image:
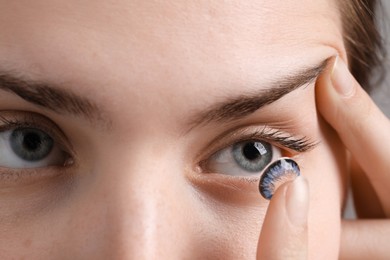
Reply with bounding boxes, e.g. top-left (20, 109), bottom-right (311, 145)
top-left (259, 158), bottom-right (300, 200)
